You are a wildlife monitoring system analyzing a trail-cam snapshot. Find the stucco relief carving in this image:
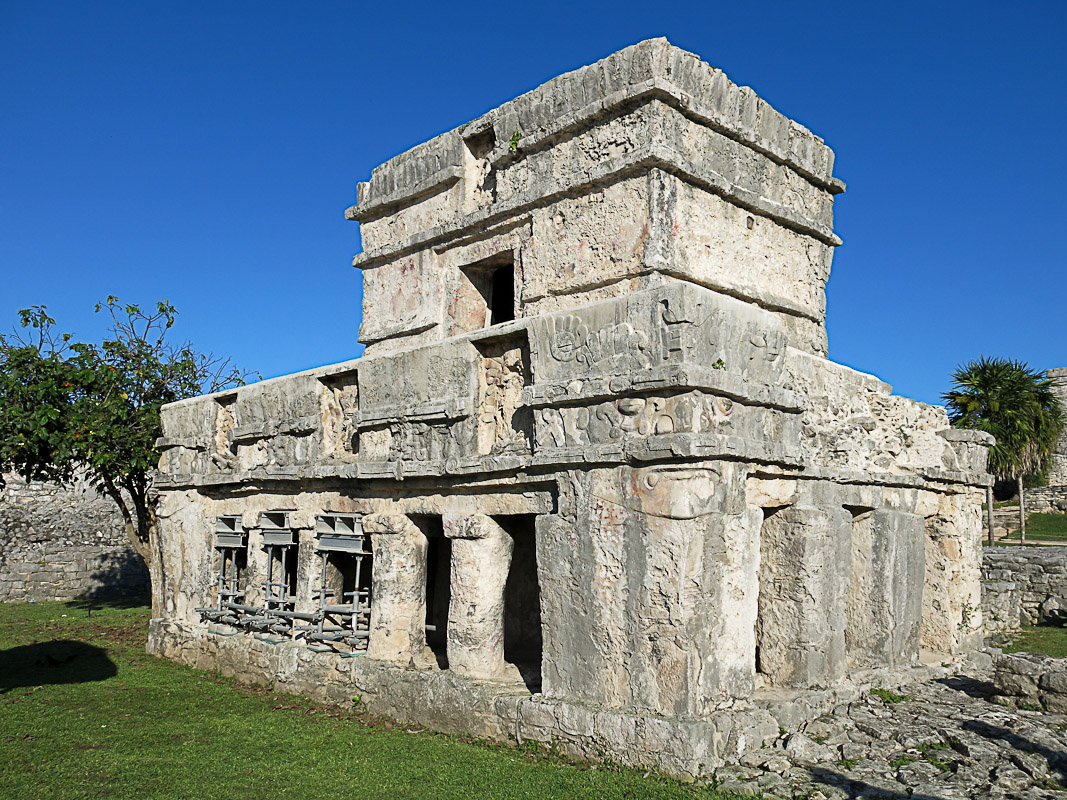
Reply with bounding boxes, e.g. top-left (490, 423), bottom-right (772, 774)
top-left (535, 390), bottom-right (735, 450)
top-left (544, 315), bottom-right (651, 373)
top-left (477, 341), bottom-right (531, 455)
top-left (659, 297), bottom-right (783, 373)
top-left (210, 398), bottom-right (238, 471)
top-left (388, 421), bottom-right (457, 463)
top-left (320, 375), bottom-right (359, 460)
